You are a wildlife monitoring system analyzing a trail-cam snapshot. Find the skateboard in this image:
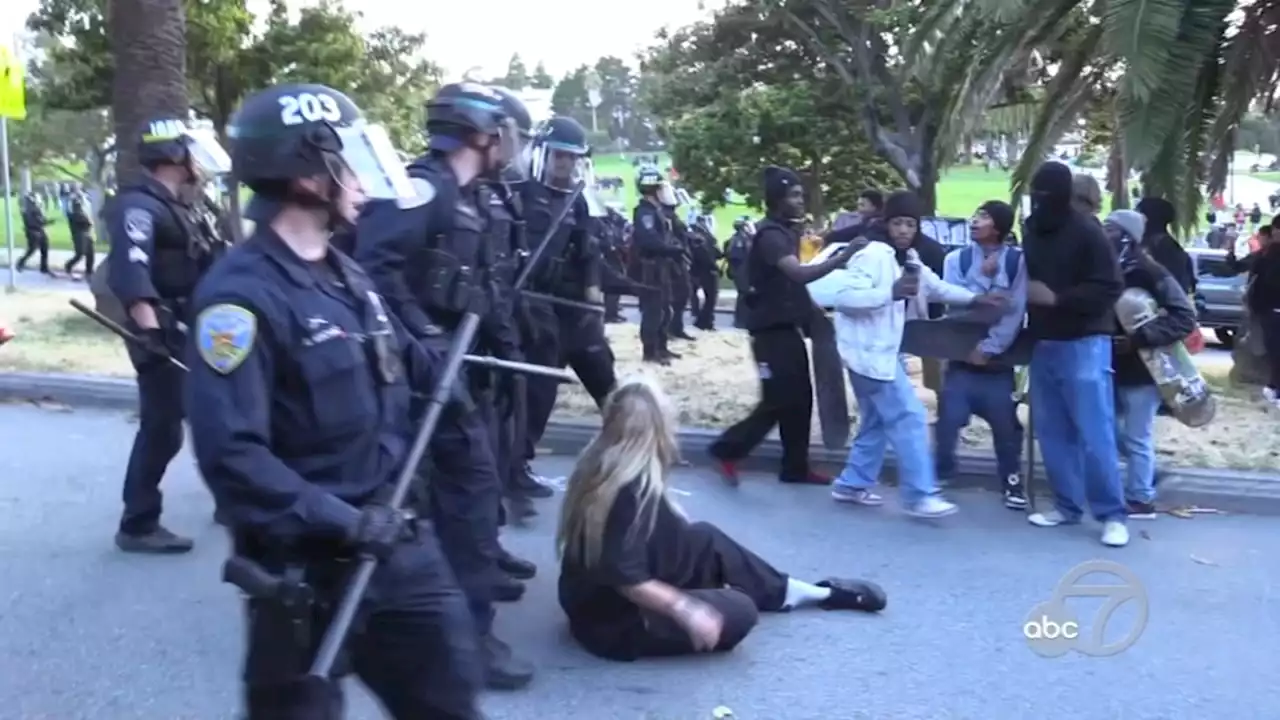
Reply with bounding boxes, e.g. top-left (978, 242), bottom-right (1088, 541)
top-left (807, 312), bottom-right (851, 449)
top-left (901, 312), bottom-right (1034, 365)
top-left (1115, 287), bottom-right (1216, 427)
